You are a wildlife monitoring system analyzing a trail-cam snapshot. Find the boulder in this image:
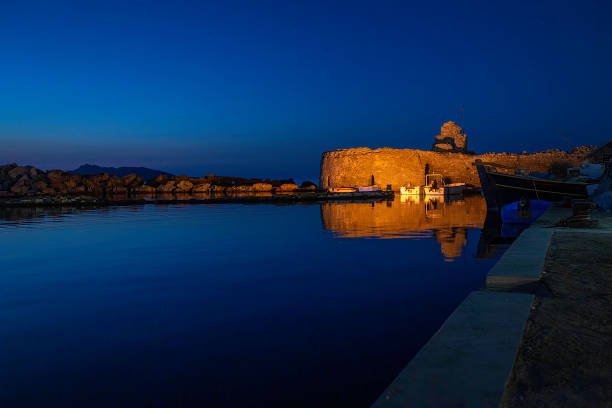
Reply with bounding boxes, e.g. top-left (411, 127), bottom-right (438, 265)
top-left (8, 166), bottom-right (26, 179)
top-left (236, 185), bottom-right (254, 192)
top-left (69, 185), bottom-right (86, 194)
top-left (300, 181), bottom-right (317, 189)
top-left (121, 173), bottom-right (139, 186)
top-left (279, 183), bottom-right (299, 192)
top-left (252, 183), bottom-right (273, 192)
top-left (157, 181), bottom-right (176, 192)
top-left (132, 185), bottom-right (156, 193)
top-left (106, 185), bottom-right (128, 194)
top-left (52, 184), bottom-right (69, 194)
top-left (175, 180), bottom-right (194, 193)
top-left (192, 183), bottom-right (211, 193)
top-left (31, 180), bottom-right (49, 193)
top-left (47, 170), bottom-right (65, 184)
top-left (10, 182), bottom-right (29, 195)
top-left (148, 174), bottom-right (169, 187)
top-left (82, 179), bottom-right (102, 193)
